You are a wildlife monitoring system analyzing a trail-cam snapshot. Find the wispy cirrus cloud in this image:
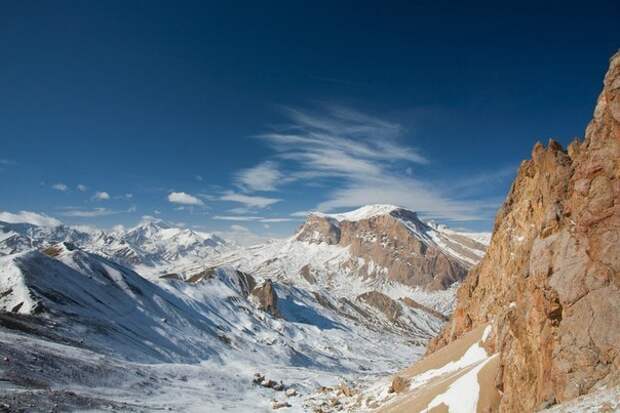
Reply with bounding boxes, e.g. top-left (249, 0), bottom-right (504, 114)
top-left (251, 104), bottom-right (502, 222)
top-left (59, 206), bottom-right (136, 218)
top-left (212, 215), bottom-right (298, 223)
top-left (219, 191), bottom-right (281, 209)
top-left (213, 215), bottom-right (263, 221)
top-left (260, 217), bottom-right (295, 223)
